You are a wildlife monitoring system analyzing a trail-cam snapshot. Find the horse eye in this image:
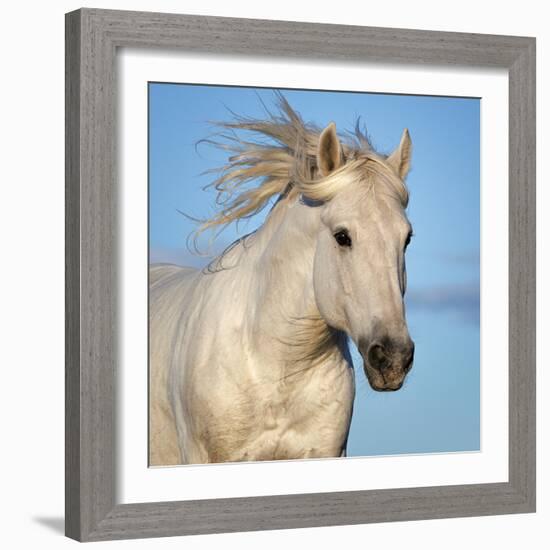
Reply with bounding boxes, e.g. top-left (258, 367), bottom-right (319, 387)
top-left (405, 231), bottom-right (413, 248)
top-left (334, 229), bottom-right (352, 247)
